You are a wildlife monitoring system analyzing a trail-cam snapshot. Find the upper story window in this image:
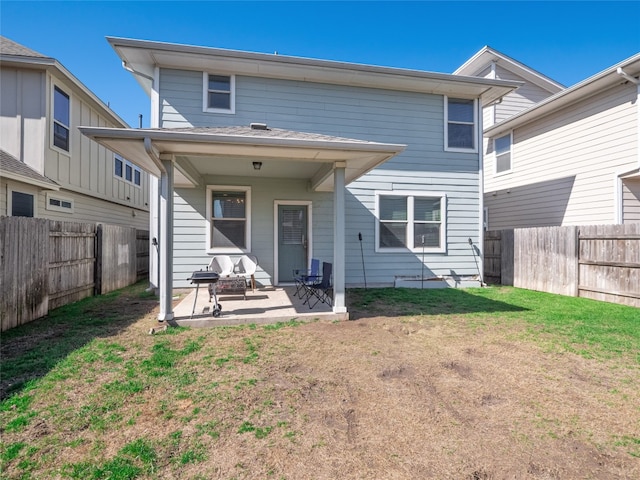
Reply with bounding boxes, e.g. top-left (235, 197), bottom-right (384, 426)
top-left (53, 86), bottom-right (70, 151)
top-left (114, 156), bottom-right (142, 186)
top-left (445, 97), bottom-right (477, 152)
top-left (376, 191), bottom-right (446, 253)
top-left (495, 133), bottom-right (512, 173)
top-left (206, 186), bottom-right (251, 253)
top-left (202, 73), bottom-right (235, 114)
